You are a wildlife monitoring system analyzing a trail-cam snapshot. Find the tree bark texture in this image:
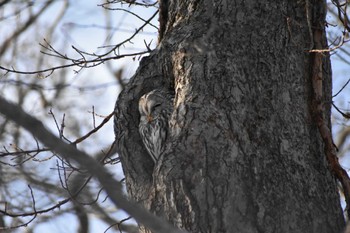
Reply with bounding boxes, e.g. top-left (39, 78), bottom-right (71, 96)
top-left (114, 0), bottom-right (345, 232)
